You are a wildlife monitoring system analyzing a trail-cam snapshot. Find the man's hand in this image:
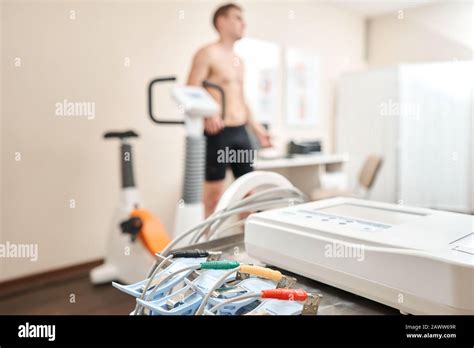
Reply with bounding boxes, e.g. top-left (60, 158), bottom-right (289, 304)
top-left (255, 127), bottom-right (272, 148)
top-left (204, 115), bottom-right (224, 135)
